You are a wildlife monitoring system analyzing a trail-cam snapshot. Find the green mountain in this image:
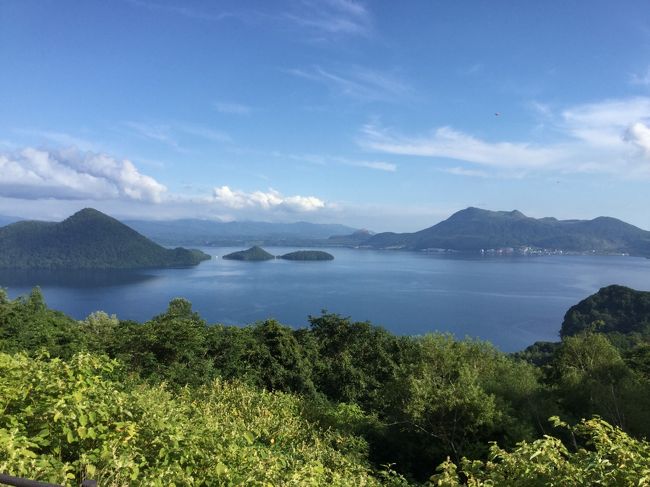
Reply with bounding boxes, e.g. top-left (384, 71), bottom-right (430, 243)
top-left (222, 245), bottom-right (275, 261)
top-left (364, 207), bottom-right (650, 255)
top-left (0, 208), bottom-right (211, 269)
top-left (278, 250), bottom-right (334, 261)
